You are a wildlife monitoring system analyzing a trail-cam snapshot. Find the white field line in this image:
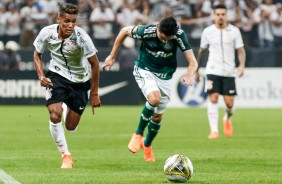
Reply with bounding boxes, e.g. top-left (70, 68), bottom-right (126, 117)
top-left (0, 169), bottom-right (21, 184)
